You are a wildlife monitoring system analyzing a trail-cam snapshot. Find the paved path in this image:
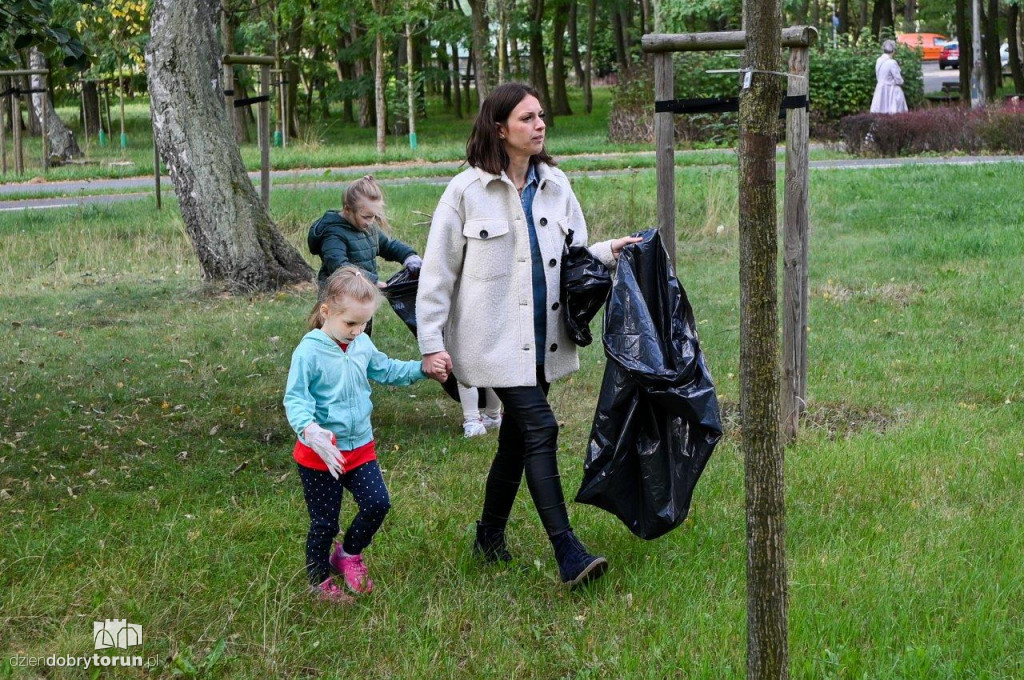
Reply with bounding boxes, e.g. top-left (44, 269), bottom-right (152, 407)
top-left (1, 151), bottom-right (1022, 212)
